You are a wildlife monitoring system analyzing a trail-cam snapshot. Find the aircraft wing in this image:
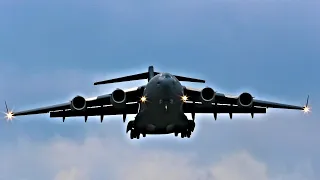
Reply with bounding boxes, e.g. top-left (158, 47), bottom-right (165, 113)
top-left (50, 103), bottom-right (139, 118)
top-left (184, 87), bottom-right (307, 111)
top-left (183, 102), bottom-right (266, 114)
top-left (9, 87), bottom-right (144, 117)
